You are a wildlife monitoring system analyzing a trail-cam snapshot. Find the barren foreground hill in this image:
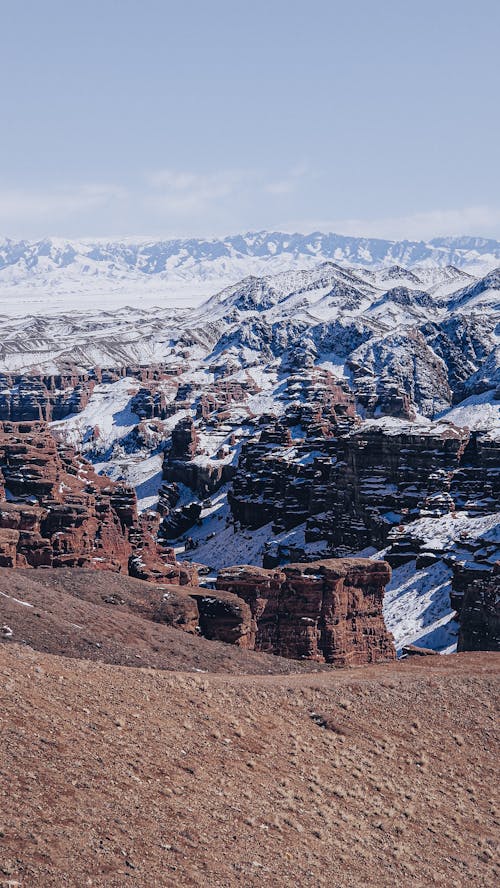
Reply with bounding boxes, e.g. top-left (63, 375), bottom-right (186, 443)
top-left (0, 646), bottom-right (498, 887)
top-left (0, 568), bottom-right (332, 676)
